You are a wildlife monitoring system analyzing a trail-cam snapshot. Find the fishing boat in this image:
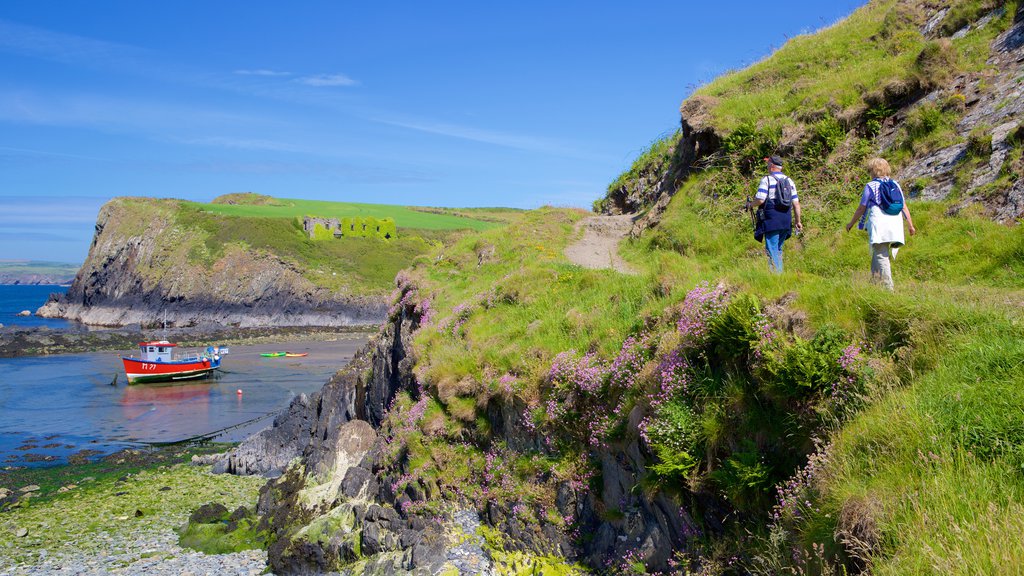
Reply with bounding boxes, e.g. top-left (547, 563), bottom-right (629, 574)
top-left (121, 340), bottom-right (227, 384)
